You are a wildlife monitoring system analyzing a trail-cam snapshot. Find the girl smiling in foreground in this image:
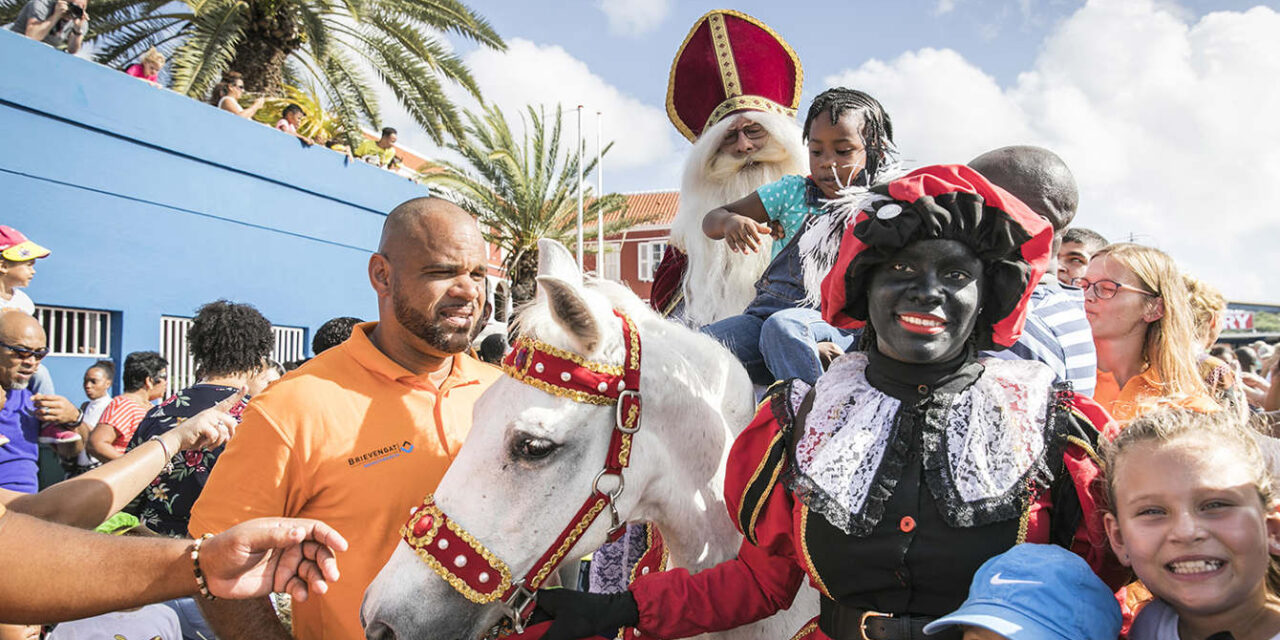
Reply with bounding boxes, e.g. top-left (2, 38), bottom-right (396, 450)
top-left (1105, 409), bottom-right (1280, 640)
